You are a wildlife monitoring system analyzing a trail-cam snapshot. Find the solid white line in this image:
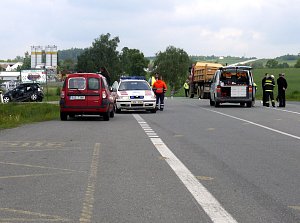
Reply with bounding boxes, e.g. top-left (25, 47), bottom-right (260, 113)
top-left (202, 108), bottom-right (300, 140)
top-left (133, 114), bottom-right (238, 223)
